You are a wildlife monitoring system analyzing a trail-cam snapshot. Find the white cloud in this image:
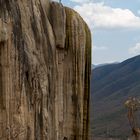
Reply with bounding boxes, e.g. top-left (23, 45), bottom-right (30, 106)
top-left (129, 43), bottom-right (140, 54)
top-left (74, 2), bottom-right (140, 29)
